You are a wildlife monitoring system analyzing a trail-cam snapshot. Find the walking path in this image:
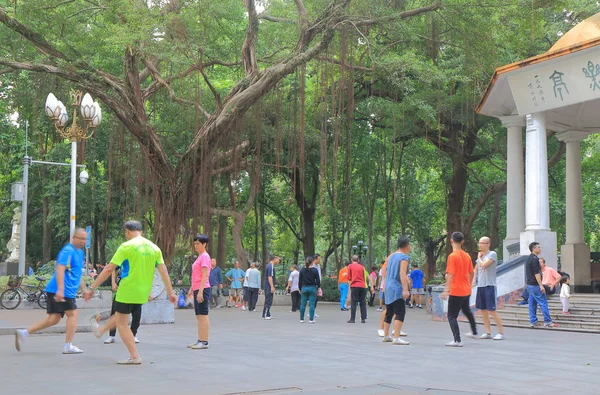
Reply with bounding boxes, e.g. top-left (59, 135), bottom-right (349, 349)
top-left (1, 304), bottom-right (598, 394)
